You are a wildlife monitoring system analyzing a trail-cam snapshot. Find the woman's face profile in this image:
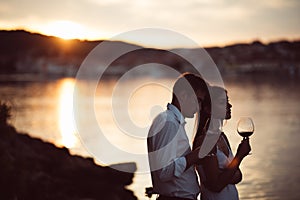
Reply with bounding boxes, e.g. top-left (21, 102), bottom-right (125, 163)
top-left (211, 93), bottom-right (232, 120)
top-left (225, 94), bottom-right (232, 120)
